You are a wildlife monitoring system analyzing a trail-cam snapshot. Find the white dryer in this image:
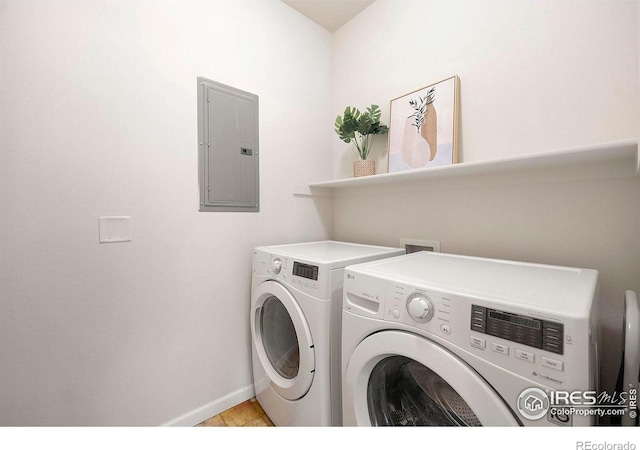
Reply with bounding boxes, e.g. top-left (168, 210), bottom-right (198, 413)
top-left (251, 241), bottom-right (404, 426)
top-left (342, 251), bottom-right (601, 426)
